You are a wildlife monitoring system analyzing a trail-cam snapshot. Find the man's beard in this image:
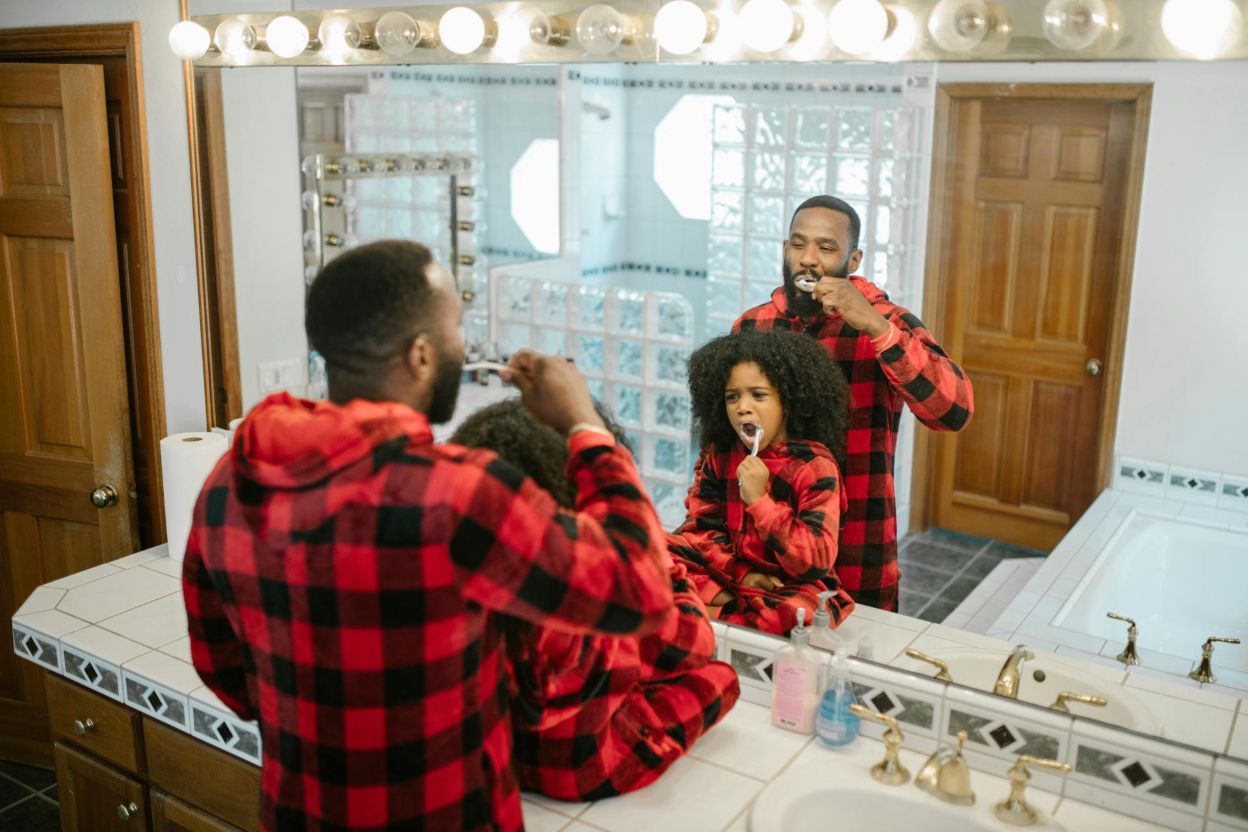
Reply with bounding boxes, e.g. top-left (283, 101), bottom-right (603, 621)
top-left (427, 350), bottom-right (463, 424)
top-left (783, 256), bottom-right (849, 317)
